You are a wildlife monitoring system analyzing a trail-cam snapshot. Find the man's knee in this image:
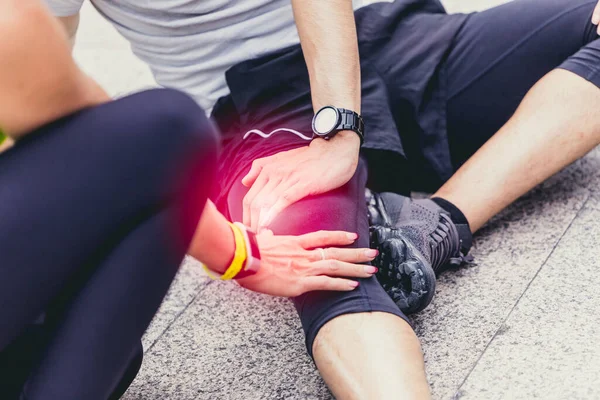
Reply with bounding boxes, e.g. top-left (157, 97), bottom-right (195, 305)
top-left (296, 273), bottom-right (410, 358)
top-left (312, 311), bottom-right (413, 356)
